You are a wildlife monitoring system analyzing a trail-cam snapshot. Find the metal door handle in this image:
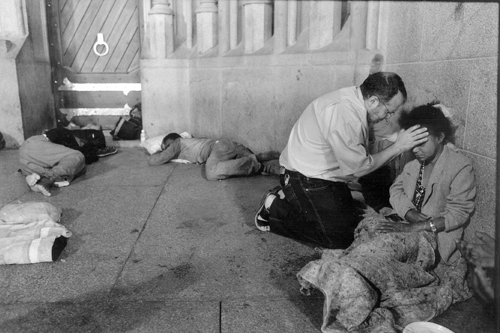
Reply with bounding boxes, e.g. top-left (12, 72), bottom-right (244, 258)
top-left (93, 33), bottom-right (109, 56)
